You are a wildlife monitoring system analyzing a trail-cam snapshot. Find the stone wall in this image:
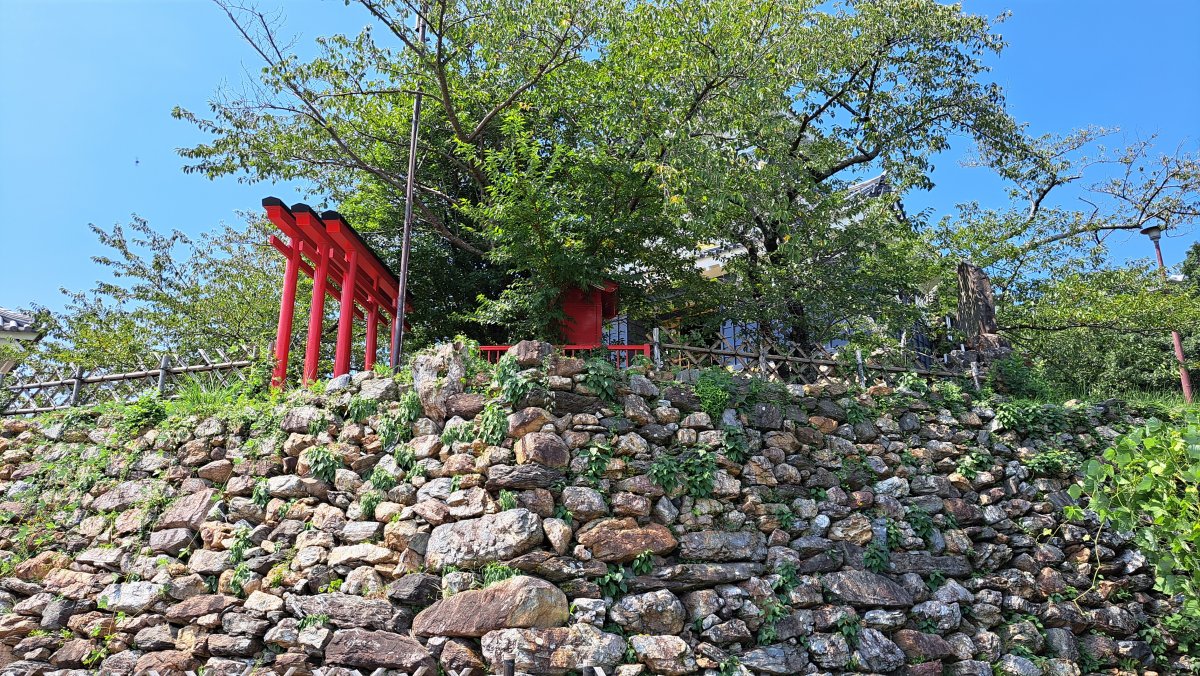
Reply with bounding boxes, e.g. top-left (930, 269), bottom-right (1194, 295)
top-left (0, 341), bottom-right (1192, 675)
